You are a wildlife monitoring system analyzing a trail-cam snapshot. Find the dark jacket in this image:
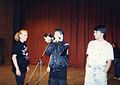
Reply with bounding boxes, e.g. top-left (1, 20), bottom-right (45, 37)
top-left (45, 41), bottom-right (69, 70)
